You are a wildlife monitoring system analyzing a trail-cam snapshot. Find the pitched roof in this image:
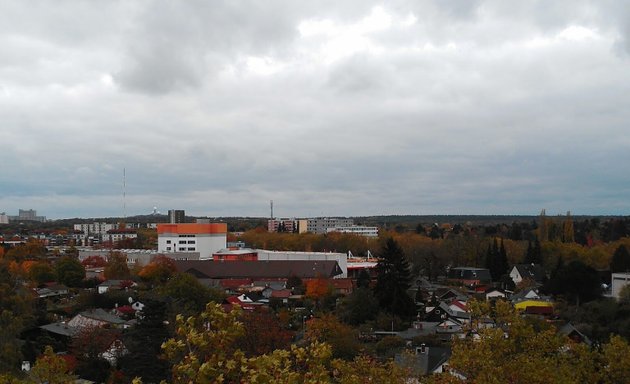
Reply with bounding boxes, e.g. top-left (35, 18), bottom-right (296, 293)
top-left (513, 264), bottom-right (546, 282)
top-left (174, 260), bottom-right (343, 279)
